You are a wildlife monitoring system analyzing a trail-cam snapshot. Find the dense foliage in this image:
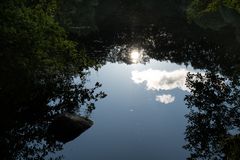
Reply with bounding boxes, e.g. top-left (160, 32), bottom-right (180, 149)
top-left (0, 0), bottom-right (89, 80)
top-left (187, 0), bottom-right (240, 20)
top-left (0, 1), bottom-right (106, 159)
top-left (184, 72), bottom-right (240, 159)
